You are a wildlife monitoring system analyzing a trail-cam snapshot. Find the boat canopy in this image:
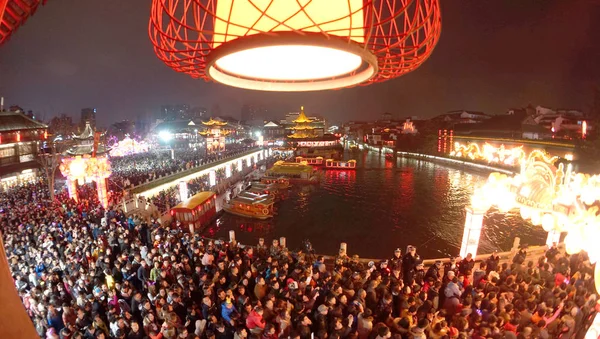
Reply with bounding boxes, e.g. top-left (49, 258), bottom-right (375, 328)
top-left (172, 192), bottom-right (215, 211)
